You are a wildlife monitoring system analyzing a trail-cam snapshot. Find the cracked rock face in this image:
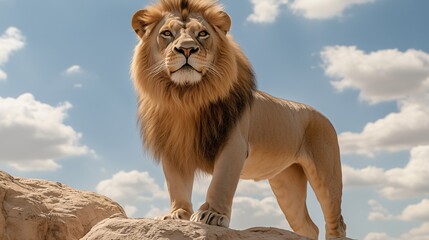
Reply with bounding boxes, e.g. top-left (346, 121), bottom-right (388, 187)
top-left (0, 170), bottom-right (308, 240)
top-left (82, 217), bottom-right (309, 240)
top-left (0, 171), bottom-right (126, 240)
